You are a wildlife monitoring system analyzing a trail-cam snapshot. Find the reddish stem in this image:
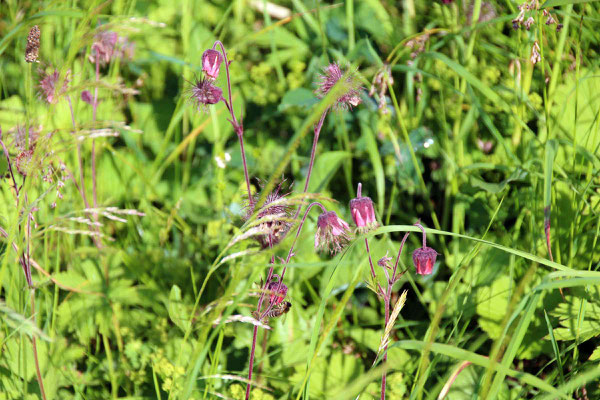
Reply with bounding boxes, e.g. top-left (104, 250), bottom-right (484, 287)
top-left (365, 238), bottom-right (377, 279)
top-left (214, 40), bottom-right (252, 201)
top-left (293, 110), bottom-right (328, 219)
